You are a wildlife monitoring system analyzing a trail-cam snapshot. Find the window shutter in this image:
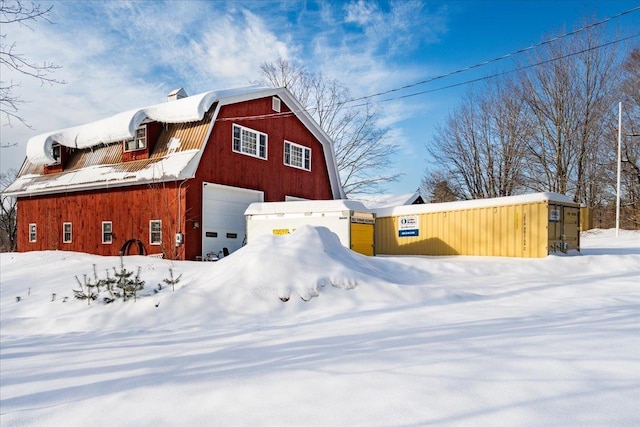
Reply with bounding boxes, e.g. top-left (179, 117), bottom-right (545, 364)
top-left (259, 134), bottom-right (267, 159)
top-left (284, 142), bottom-right (291, 164)
top-left (233, 125), bottom-right (241, 152)
top-left (304, 148), bottom-right (311, 170)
